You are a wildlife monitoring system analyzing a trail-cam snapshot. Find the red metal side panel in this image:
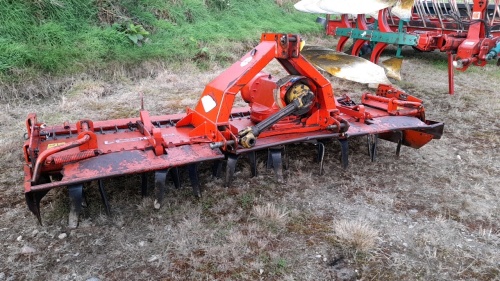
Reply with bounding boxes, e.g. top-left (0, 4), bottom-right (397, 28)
top-left (27, 144), bottom-right (224, 192)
